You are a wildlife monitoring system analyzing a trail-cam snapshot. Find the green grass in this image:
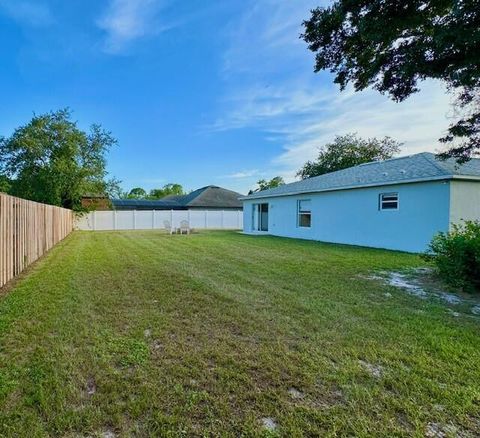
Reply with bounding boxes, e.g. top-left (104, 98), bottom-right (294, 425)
top-left (0, 231), bottom-right (479, 437)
